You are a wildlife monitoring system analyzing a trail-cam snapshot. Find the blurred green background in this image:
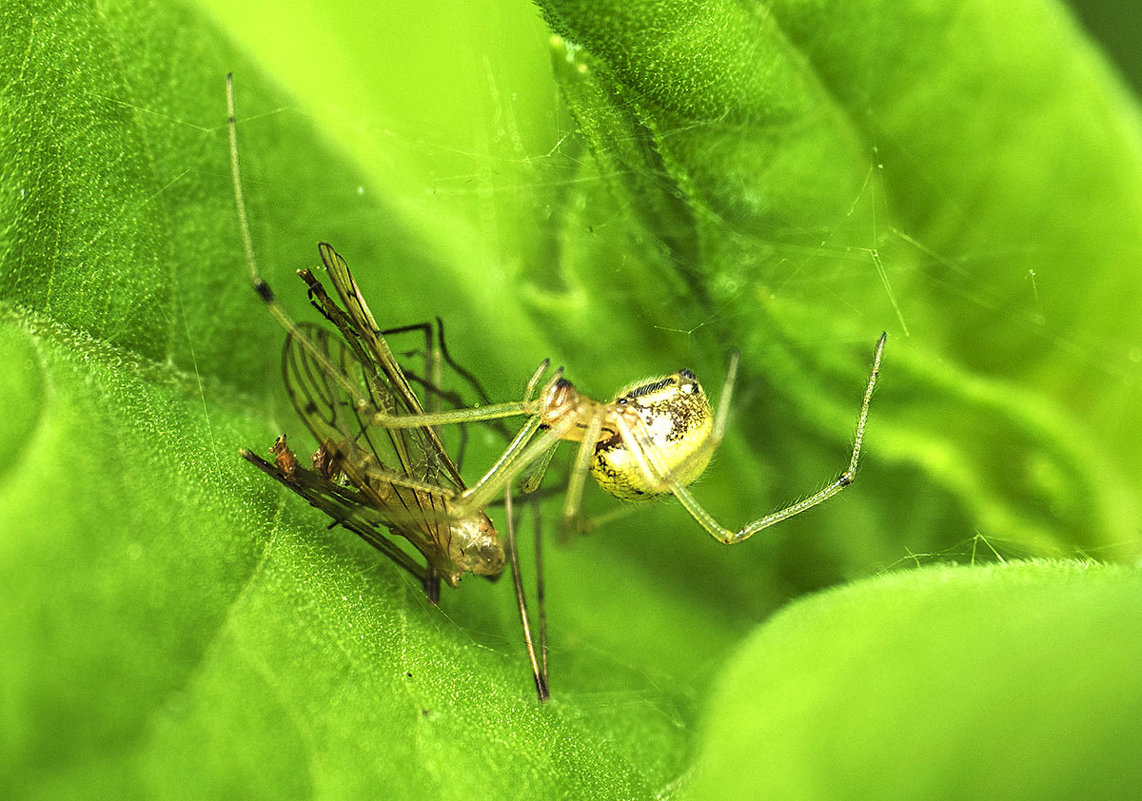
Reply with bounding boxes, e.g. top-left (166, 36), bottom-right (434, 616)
top-left (2, 0), bottom-right (1139, 798)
